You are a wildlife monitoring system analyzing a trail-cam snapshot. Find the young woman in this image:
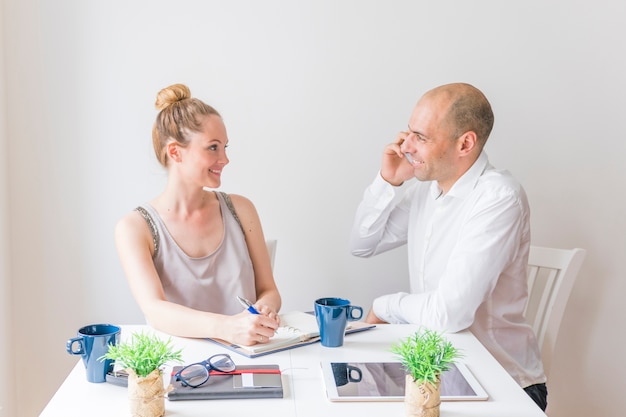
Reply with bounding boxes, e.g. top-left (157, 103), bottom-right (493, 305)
top-left (115, 83), bottom-right (281, 346)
